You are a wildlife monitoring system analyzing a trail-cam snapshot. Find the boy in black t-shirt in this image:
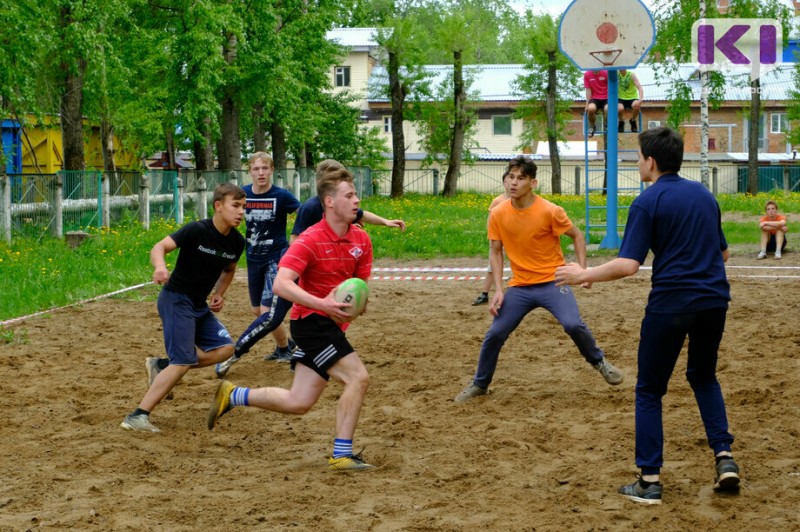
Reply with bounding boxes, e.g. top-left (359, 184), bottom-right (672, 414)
top-left (121, 183), bottom-right (246, 433)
